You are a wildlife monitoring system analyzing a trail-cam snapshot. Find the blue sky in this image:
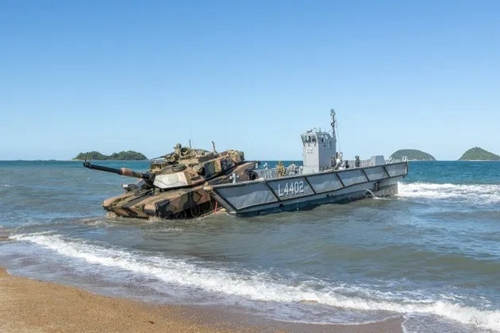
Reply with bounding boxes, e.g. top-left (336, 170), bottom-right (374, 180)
top-left (1, 0), bottom-right (499, 161)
